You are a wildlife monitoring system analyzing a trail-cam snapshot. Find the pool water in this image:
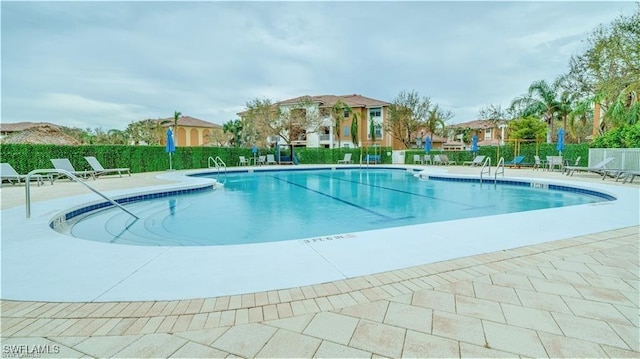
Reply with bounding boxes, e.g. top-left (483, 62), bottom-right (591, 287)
top-left (69, 169), bottom-right (606, 246)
